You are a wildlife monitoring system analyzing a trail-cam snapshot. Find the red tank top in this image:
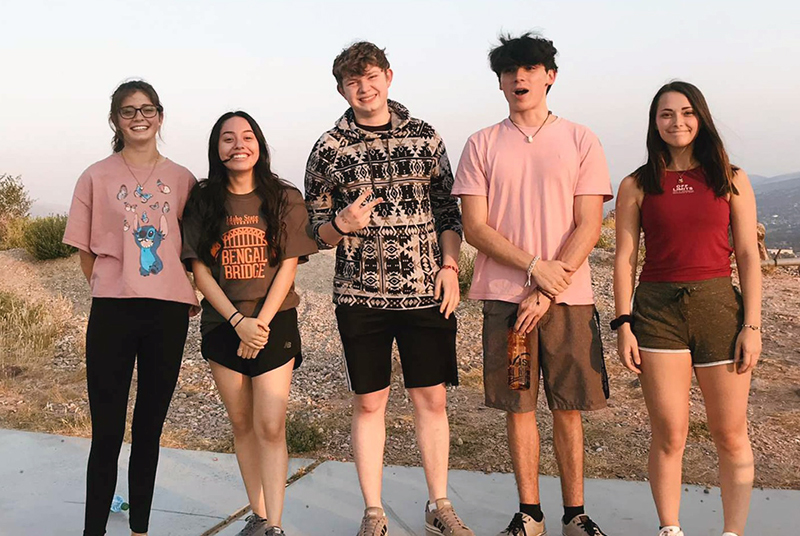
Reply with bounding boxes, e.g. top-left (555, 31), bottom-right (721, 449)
top-left (639, 167), bottom-right (732, 282)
